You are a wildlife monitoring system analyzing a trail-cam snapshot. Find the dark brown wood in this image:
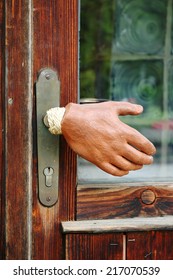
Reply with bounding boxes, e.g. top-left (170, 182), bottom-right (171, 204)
top-left (126, 232), bottom-right (152, 260)
top-left (65, 233), bottom-right (124, 260)
top-left (2, 0), bottom-right (173, 261)
top-left (0, 0), bottom-right (5, 260)
top-left (4, 0), bottom-right (32, 259)
top-left (77, 184), bottom-right (173, 220)
top-left (126, 231), bottom-right (173, 260)
top-left (32, 0), bottom-right (78, 259)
